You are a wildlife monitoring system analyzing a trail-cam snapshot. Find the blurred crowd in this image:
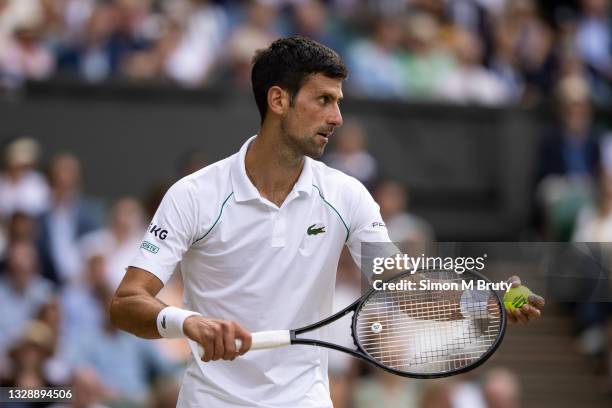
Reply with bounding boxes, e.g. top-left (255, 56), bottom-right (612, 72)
top-left (0, 137), bottom-right (191, 407)
top-left (0, 0), bottom-right (610, 107)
